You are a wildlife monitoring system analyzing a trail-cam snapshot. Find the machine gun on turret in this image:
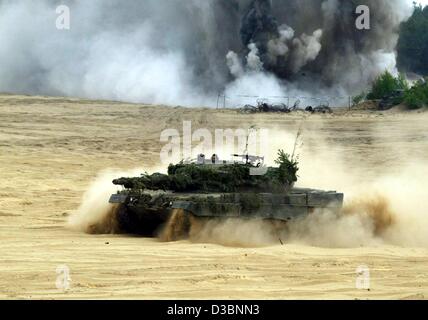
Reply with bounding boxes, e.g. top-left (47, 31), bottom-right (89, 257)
top-left (232, 154), bottom-right (265, 166)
